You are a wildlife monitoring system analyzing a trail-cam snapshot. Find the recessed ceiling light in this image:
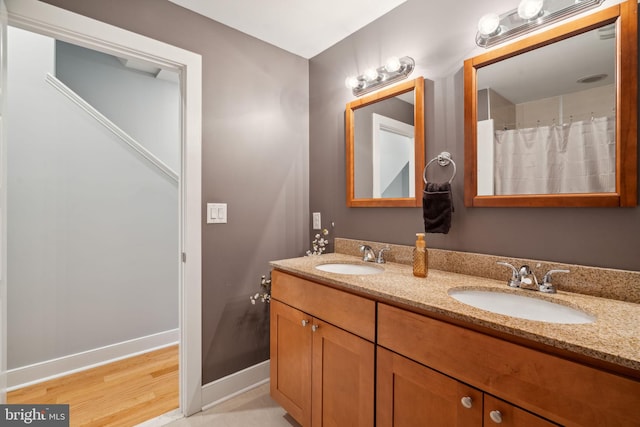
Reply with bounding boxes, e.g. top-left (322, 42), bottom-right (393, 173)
top-left (576, 74), bottom-right (608, 83)
top-left (576, 74), bottom-right (607, 83)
